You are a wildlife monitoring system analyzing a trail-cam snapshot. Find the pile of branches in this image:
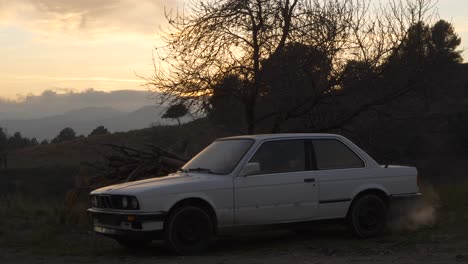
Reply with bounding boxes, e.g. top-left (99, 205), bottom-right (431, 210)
top-left (84, 144), bottom-right (187, 189)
